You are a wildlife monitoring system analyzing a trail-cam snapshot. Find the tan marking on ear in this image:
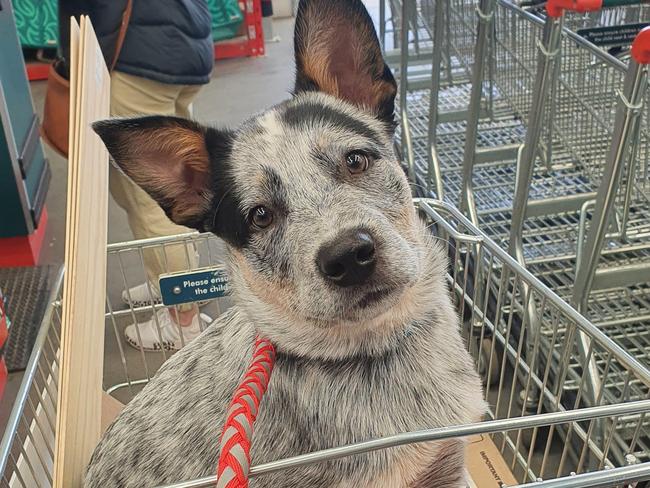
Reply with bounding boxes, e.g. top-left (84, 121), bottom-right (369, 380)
top-left (302, 32), bottom-right (340, 97)
top-left (144, 126), bottom-right (209, 172)
top-left (126, 126), bottom-right (211, 224)
top-left (299, 4), bottom-right (395, 114)
top-left (367, 78), bottom-right (397, 114)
